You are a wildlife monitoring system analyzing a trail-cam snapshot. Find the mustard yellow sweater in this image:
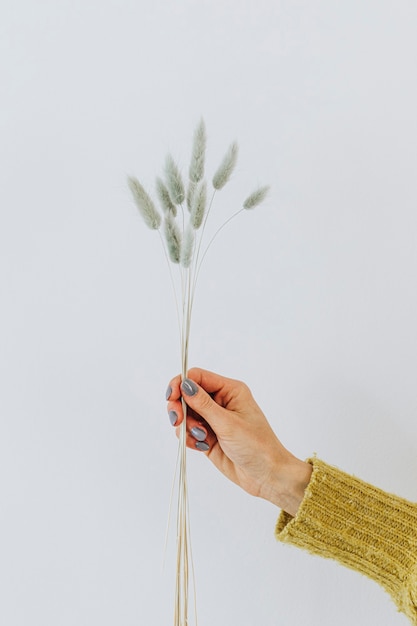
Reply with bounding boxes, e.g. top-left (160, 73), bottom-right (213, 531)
top-left (275, 458), bottom-right (417, 624)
